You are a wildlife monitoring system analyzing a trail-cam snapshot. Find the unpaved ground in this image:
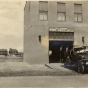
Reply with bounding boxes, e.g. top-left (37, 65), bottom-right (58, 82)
top-left (0, 62), bottom-right (80, 76)
top-left (0, 76), bottom-right (88, 87)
